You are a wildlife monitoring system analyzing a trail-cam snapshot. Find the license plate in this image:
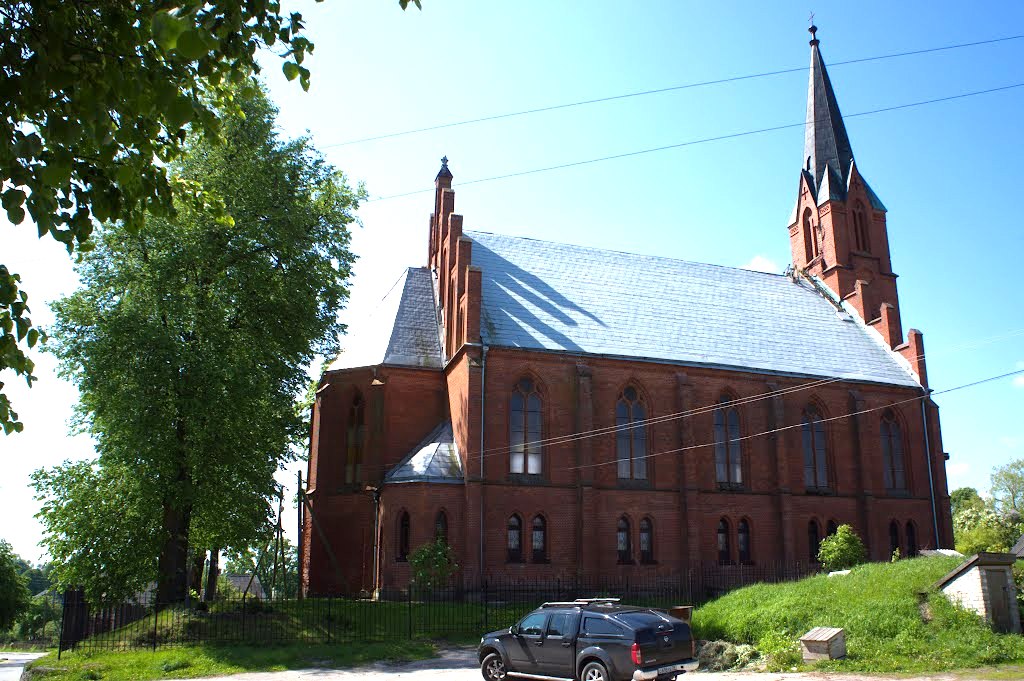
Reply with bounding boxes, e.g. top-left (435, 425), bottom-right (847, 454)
top-left (657, 663), bottom-right (684, 676)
